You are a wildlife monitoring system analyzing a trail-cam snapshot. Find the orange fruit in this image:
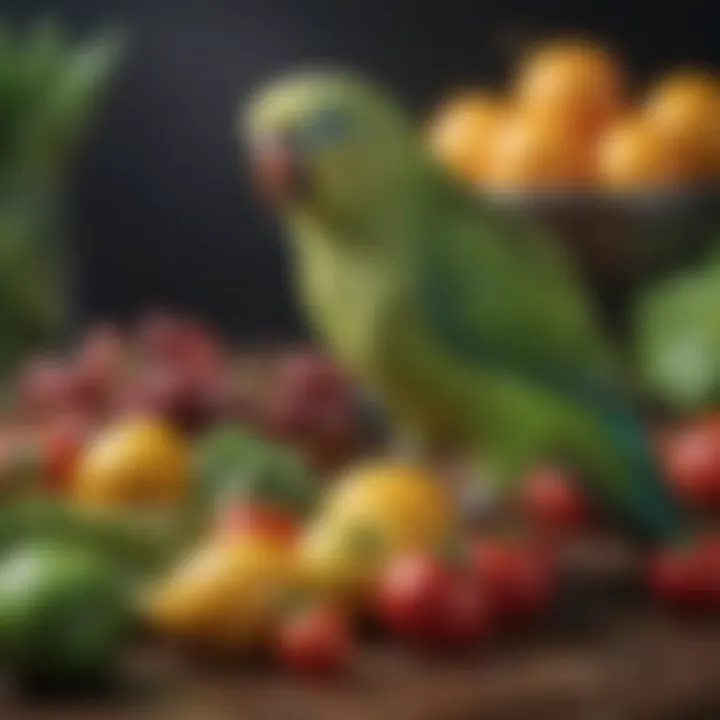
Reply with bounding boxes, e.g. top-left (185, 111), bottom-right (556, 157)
top-left (427, 92), bottom-right (506, 182)
top-left (643, 70), bottom-right (720, 179)
top-left (597, 117), bottom-right (694, 190)
top-left (514, 39), bottom-right (625, 140)
top-left (485, 113), bottom-right (594, 191)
